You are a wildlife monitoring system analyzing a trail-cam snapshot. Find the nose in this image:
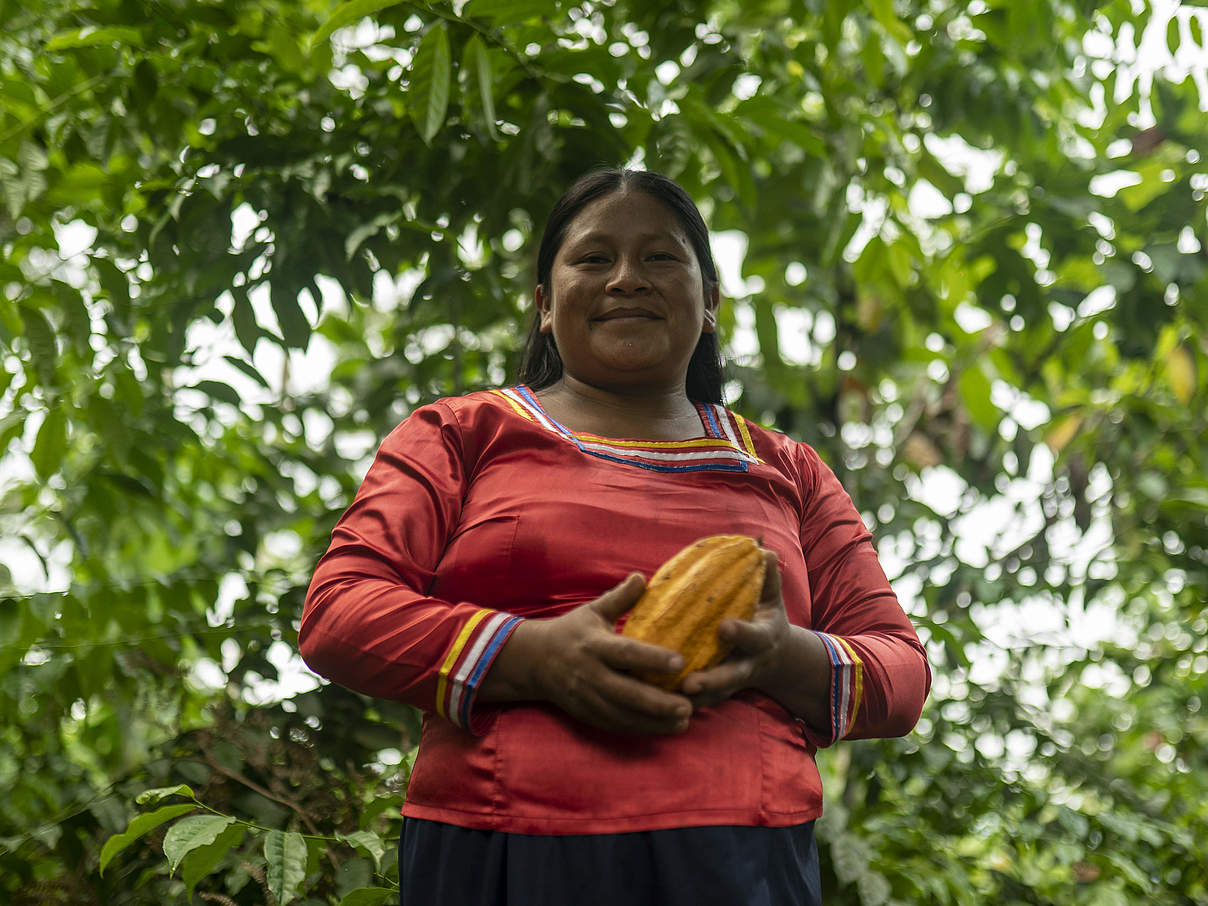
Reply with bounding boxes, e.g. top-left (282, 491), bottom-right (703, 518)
top-left (605, 255), bottom-right (650, 294)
